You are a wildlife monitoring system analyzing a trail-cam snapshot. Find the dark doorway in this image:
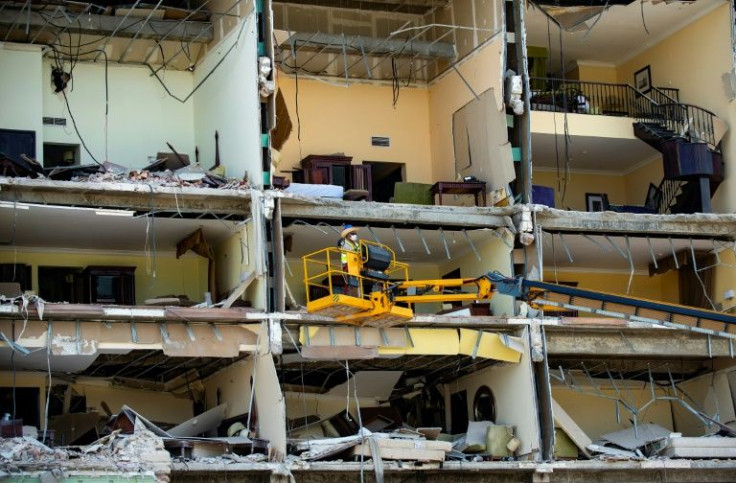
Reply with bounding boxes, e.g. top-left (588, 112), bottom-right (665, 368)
top-left (43, 143), bottom-right (80, 168)
top-left (364, 161), bottom-right (404, 203)
top-left (0, 387), bottom-right (40, 430)
top-left (450, 390), bottom-right (468, 434)
top-left (0, 129), bottom-right (35, 164)
top-left (39, 267), bottom-right (83, 303)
